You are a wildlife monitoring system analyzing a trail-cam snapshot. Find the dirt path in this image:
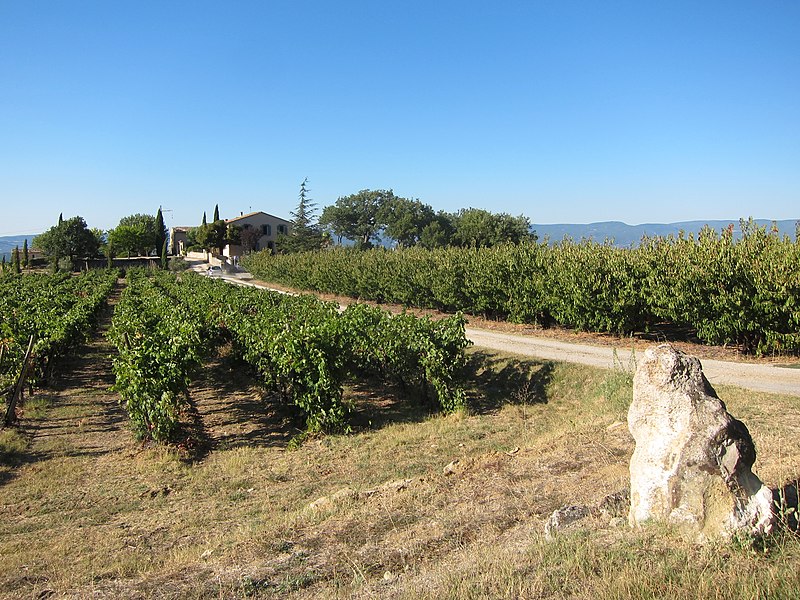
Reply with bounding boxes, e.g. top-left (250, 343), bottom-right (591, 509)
top-left (24, 281), bottom-right (129, 459)
top-left (183, 346), bottom-right (299, 457)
